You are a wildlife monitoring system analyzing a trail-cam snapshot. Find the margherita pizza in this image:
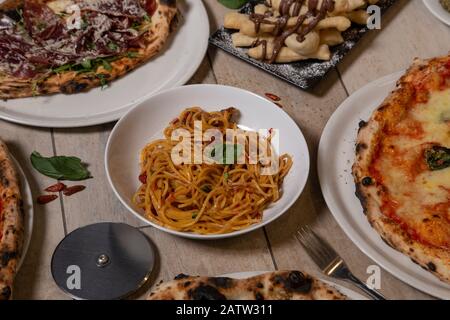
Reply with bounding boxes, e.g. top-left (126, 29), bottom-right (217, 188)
top-left (353, 54), bottom-right (450, 283)
top-left (0, 140), bottom-right (23, 300)
top-left (147, 271), bottom-right (347, 300)
top-left (0, 0), bottom-right (177, 99)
